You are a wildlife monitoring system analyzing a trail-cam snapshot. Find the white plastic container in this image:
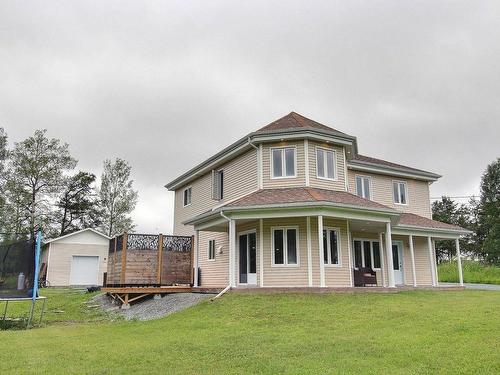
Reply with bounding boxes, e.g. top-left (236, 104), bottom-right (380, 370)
top-left (17, 272), bottom-right (25, 290)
